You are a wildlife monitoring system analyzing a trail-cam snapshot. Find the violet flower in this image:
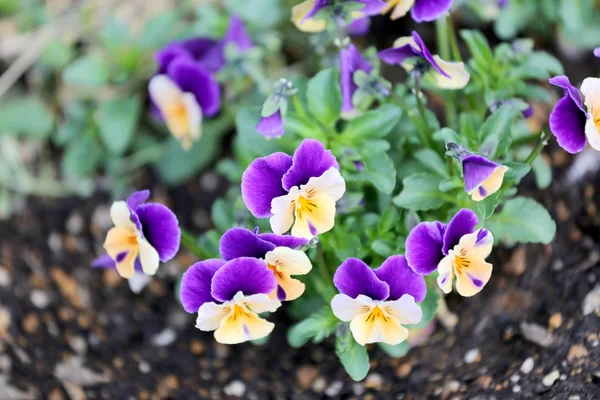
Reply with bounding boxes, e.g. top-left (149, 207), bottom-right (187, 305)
top-left (292, 0), bottom-right (386, 33)
top-left (378, 31), bottom-right (470, 90)
top-left (256, 79), bottom-right (297, 138)
top-left (179, 257), bottom-right (281, 344)
top-left (330, 256), bottom-right (426, 346)
top-left (94, 190), bottom-right (180, 279)
top-left (405, 209), bottom-right (494, 297)
top-left (219, 228), bottom-right (311, 301)
top-left (595, 48), bottom-right (600, 58)
top-left (549, 75), bottom-right (600, 153)
top-left (340, 44), bottom-right (373, 118)
top-left (148, 15), bottom-right (253, 150)
top-left (241, 139), bottom-right (346, 239)
top-left (382, 0), bottom-right (453, 22)
top-left (447, 142), bottom-right (509, 202)
top-left (256, 110), bottom-right (284, 138)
